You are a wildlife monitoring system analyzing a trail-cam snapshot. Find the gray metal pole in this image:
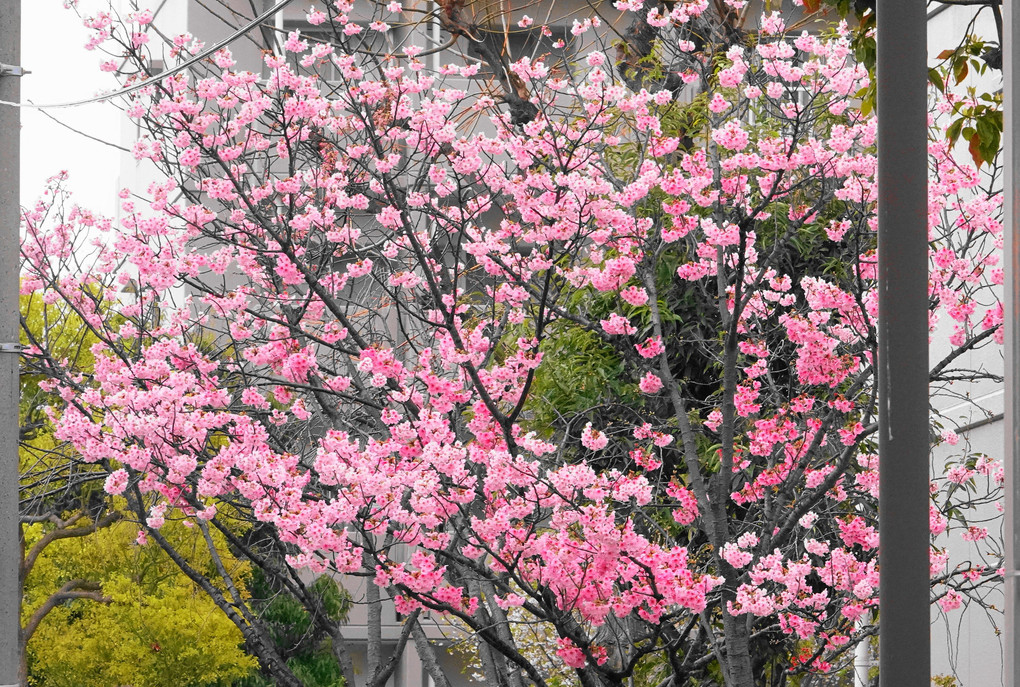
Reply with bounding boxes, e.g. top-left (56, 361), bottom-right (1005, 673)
top-left (0, 2), bottom-right (20, 685)
top-left (876, 0), bottom-right (930, 686)
top-left (1002, 1), bottom-right (1020, 684)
